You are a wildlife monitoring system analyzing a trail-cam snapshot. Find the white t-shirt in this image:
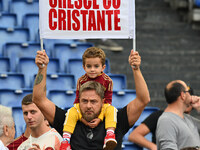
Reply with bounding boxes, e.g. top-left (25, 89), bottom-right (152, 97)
top-left (0, 140), bottom-right (9, 150)
top-left (17, 128), bottom-right (62, 150)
